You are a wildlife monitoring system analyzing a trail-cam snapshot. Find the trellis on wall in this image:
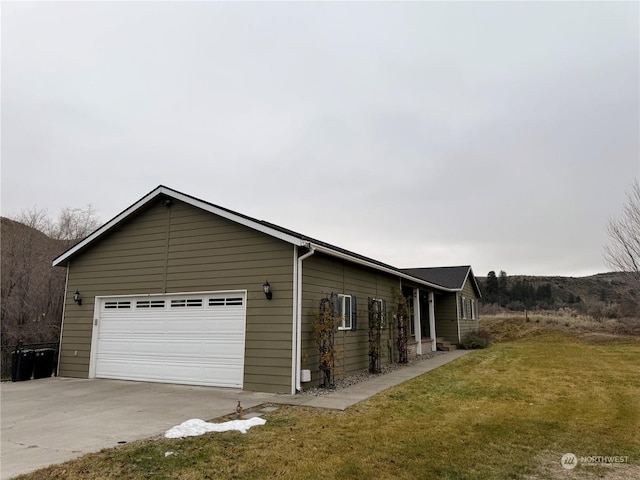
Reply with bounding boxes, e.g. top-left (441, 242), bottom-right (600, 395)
top-left (368, 297), bottom-right (383, 373)
top-left (313, 296), bottom-right (337, 388)
top-left (395, 292), bottom-right (412, 364)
